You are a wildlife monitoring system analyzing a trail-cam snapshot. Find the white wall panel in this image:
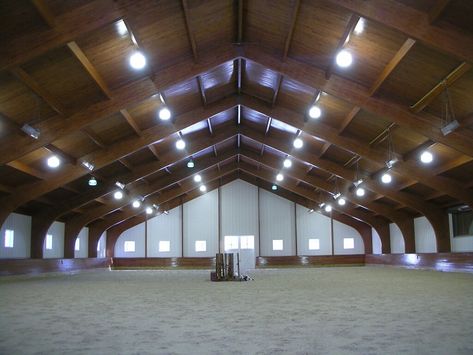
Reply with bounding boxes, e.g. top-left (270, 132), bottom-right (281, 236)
top-left (259, 189), bottom-right (295, 256)
top-left (97, 232), bottom-right (107, 258)
top-left (389, 223), bottom-right (405, 254)
top-left (220, 180), bottom-right (259, 255)
top-left (296, 205), bottom-right (331, 255)
top-left (114, 223), bottom-right (145, 257)
top-left (43, 221), bottom-right (65, 259)
top-left (0, 213), bottom-right (31, 259)
top-left (414, 217), bottom-right (437, 253)
top-left (74, 227), bottom-right (89, 258)
top-left (147, 206), bottom-right (182, 257)
top-left (333, 221), bottom-right (364, 255)
top-left (371, 228), bottom-right (382, 255)
top-left (449, 214), bottom-right (473, 252)
top-left (183, 189), bottom-right (218, 257)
